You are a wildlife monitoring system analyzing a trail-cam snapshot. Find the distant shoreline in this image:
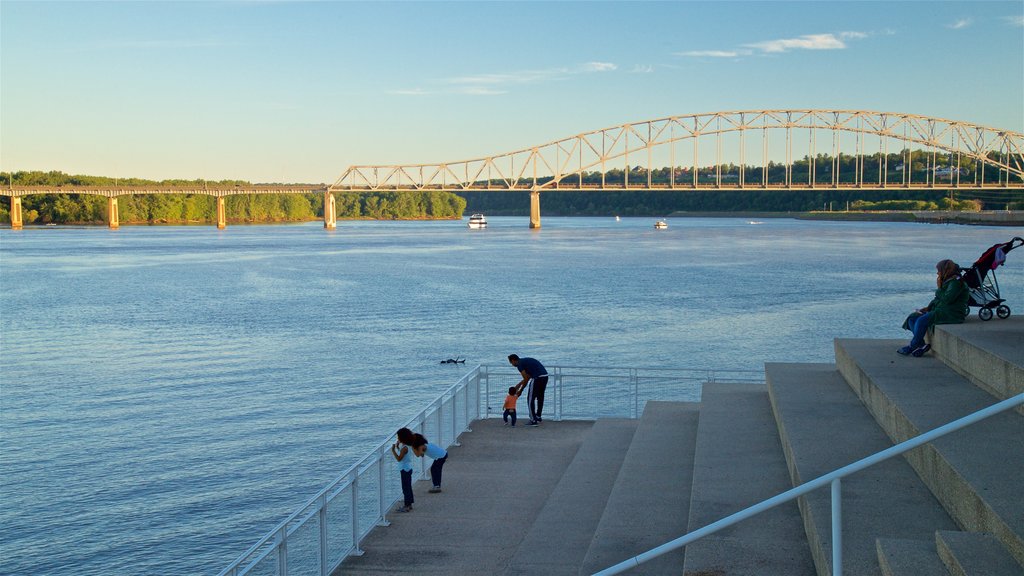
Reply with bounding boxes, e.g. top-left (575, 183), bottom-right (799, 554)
top-left (666, 210), bottom-right (1023, 226)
